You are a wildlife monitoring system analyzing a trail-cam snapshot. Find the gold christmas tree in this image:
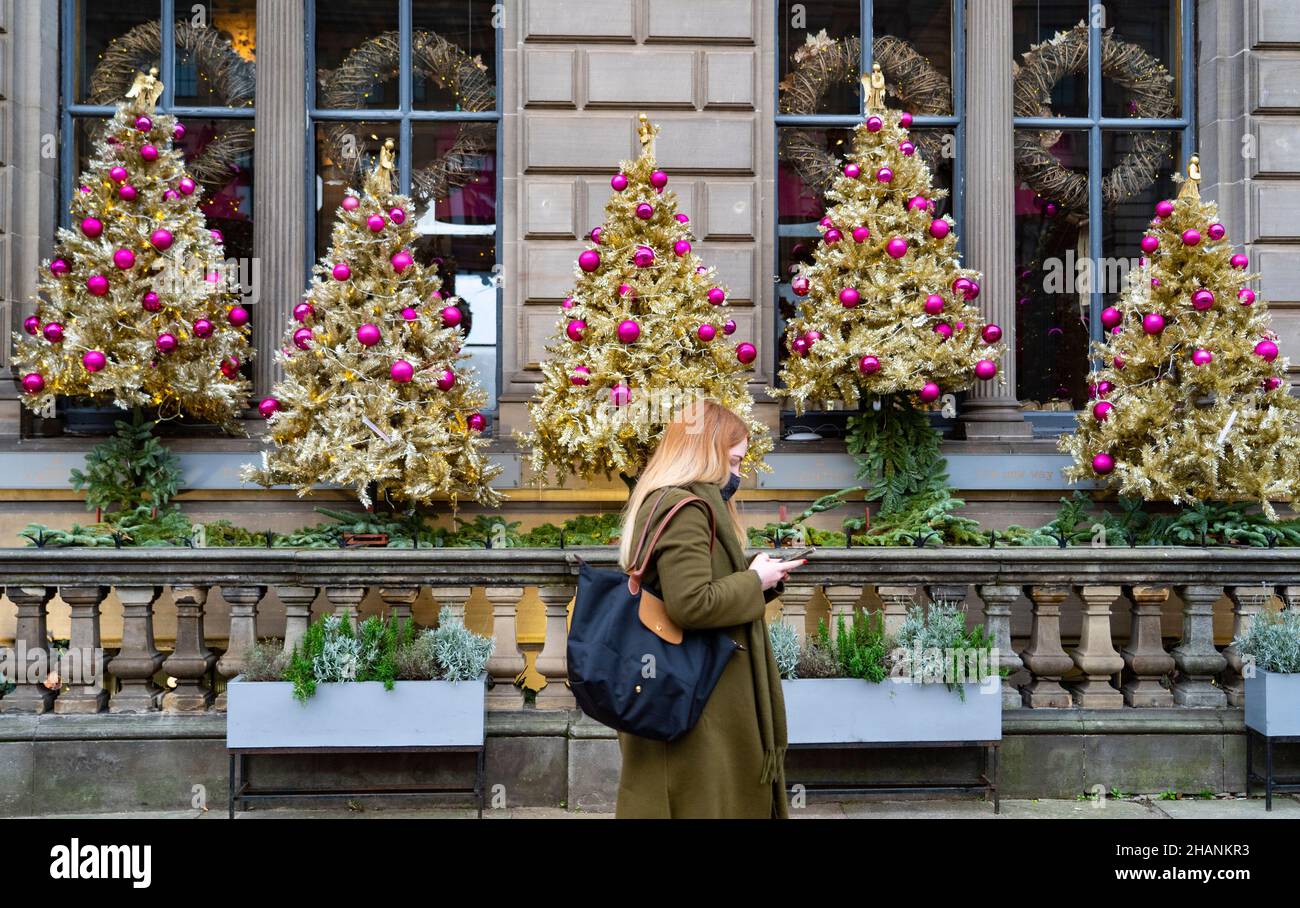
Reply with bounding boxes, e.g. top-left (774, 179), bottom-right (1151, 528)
top-left (1060, 156), bottom-right (1300, 518)
top-left (243, 140), bottom-right (502, 509)
top-left (521, 114), bottom-right (772, 483)
top-left (773, 69), bottom-right (1004, 414)
top-left (15, 68), bottom-right (253, 433)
